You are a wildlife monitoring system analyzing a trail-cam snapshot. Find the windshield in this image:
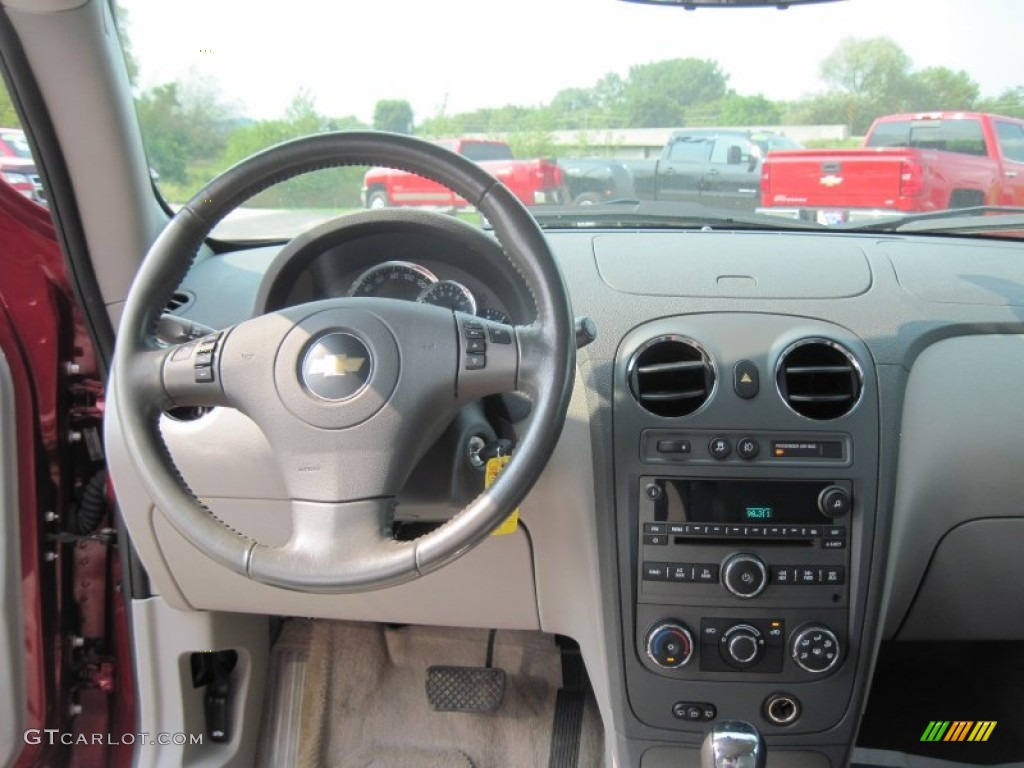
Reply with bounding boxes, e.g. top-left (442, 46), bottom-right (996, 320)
top-left (116, 0), bottom-right (1024, 239)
